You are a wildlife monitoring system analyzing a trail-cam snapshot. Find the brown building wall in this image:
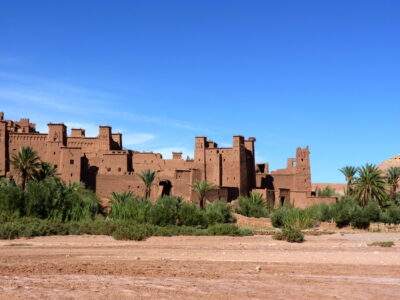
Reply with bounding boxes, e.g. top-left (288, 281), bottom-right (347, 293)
top-left (1, 112), bottom-right (331, 208)
top-left (0, 121), bottom-right (7, 176)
